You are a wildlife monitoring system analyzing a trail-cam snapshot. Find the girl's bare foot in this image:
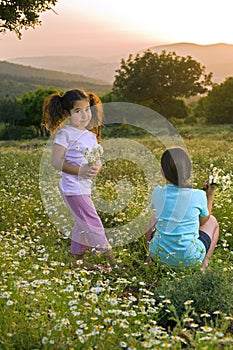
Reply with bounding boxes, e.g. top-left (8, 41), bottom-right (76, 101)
top-left (93, 264), bottom-right (112, 272)
top-left (201, 257), bottom-right (209, 271)
top-left (144, 255), bottom-right (151, 265)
